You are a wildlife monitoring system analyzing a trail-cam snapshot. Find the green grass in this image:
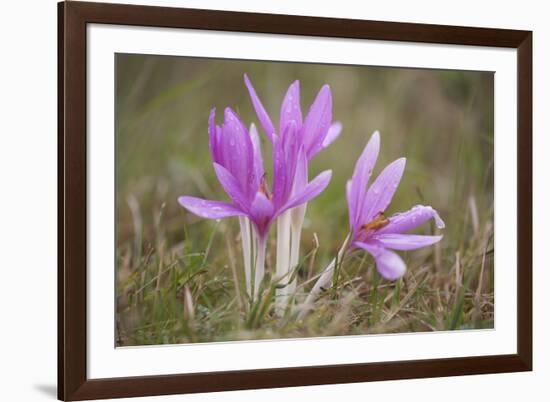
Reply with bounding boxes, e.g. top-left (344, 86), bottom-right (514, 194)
top-left (115, 54), bottom-right (494, 346)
